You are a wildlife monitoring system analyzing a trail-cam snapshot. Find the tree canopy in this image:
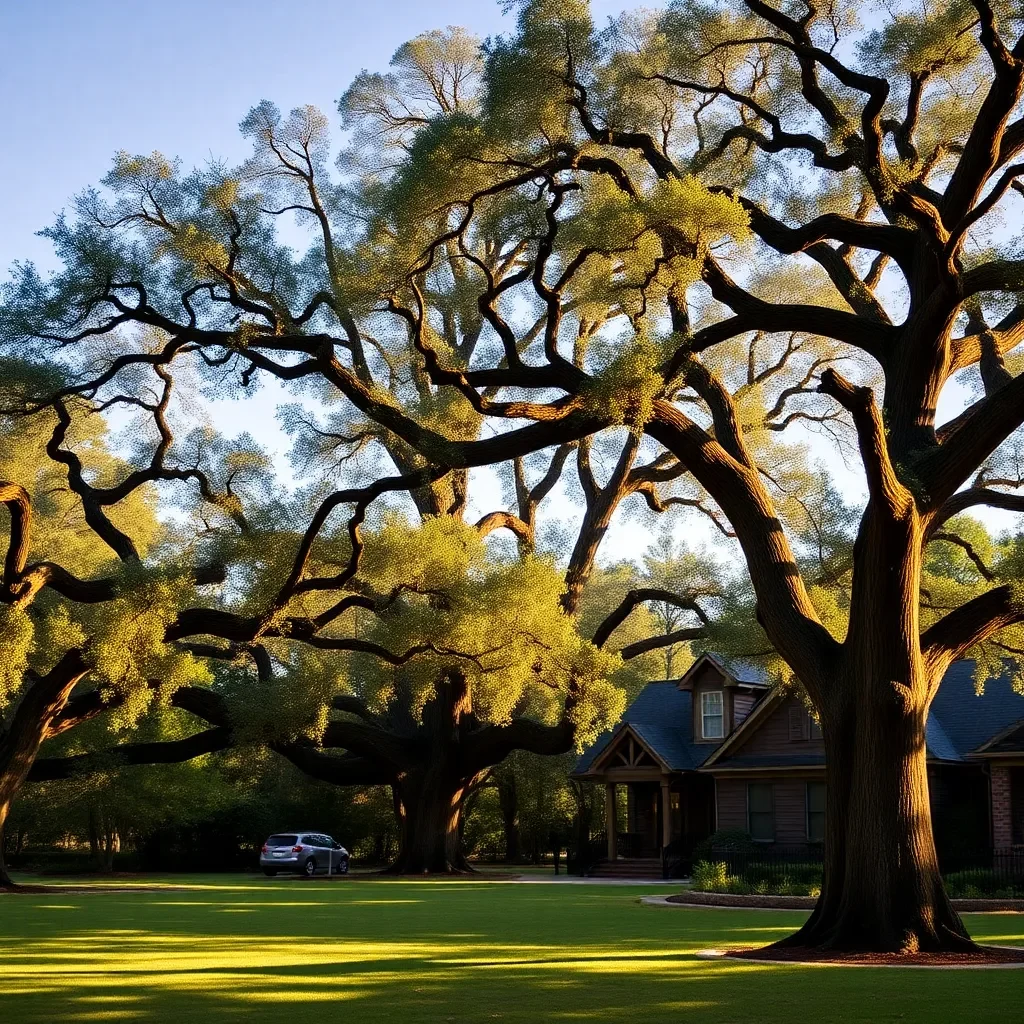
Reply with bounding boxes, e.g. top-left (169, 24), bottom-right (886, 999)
top-left (5, 0), bottom-right (1024, 945)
